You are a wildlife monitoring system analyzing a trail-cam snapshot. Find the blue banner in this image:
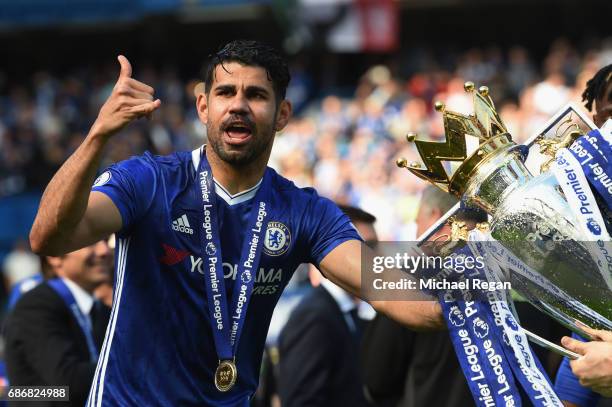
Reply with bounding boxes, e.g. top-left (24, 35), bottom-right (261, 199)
top-left (437, 239), bottom-right (563, 406)
top-left (438, 248), bottom-right (521, 406)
